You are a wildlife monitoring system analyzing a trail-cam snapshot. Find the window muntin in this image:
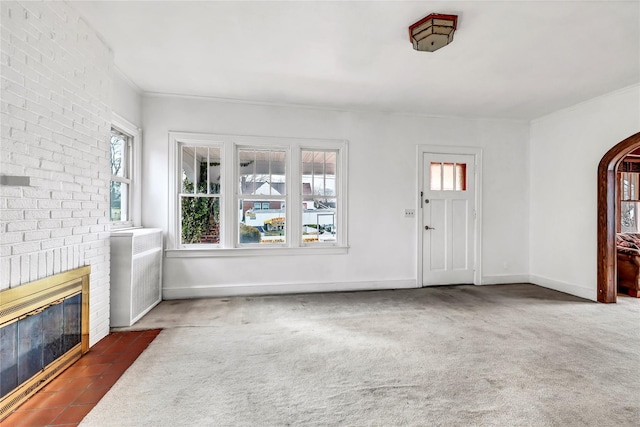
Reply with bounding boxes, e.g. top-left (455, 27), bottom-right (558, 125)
top-left (110, 129), bottom-right (131, 223)
top-left (301, 150), bottom-right (337, 243)
top-left (179, 145), bottom-right (222, 245)
top-left (237, 148), bottom-right (287, 245)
